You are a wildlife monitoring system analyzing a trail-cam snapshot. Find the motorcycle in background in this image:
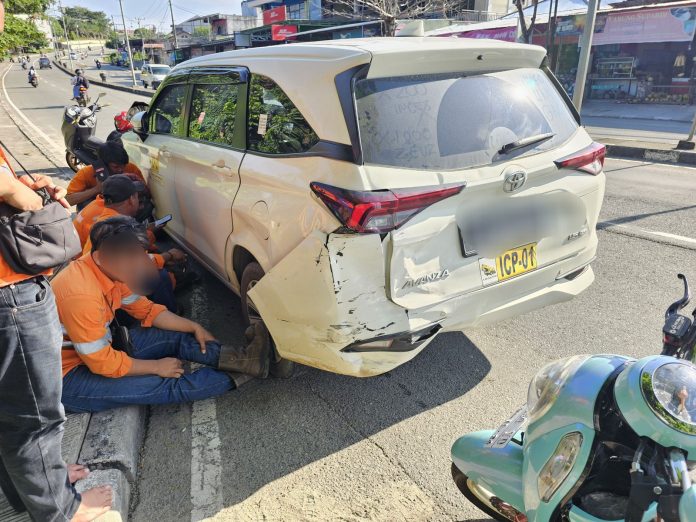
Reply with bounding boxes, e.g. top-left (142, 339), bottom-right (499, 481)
top-left (451, 274), bottom-right (696, 522)
top-left (62, 92), bottom-right (109, 172)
